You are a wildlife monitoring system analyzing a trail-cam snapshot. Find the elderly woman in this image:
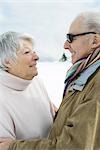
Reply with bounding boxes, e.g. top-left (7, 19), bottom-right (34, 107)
top-left (0, 31), bottom-right (54, 140)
